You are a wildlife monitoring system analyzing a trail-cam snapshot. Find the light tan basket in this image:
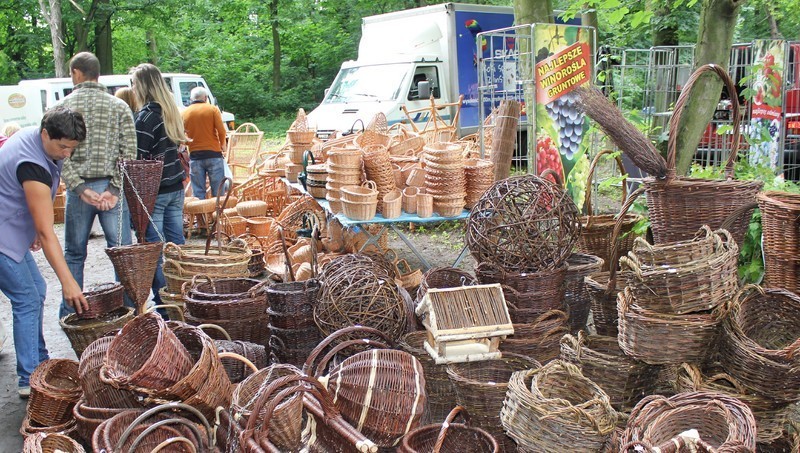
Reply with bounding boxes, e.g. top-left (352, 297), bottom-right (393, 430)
top-left (328, 148), bottom-right (362, 167)
top-left (342, 199), bottom-right (378, 221)
top-left (383, 190), bottom-right (402, 219)
top-left (326, 196), bottom-right (343, 214)
top-left (417, 194), bottom-right (433, 218)
top-left (246, 216), bottom-right (273, 237)
top-left (406, 167), bottom-right (426, 188)
top-left (236, 200), bottom-right (269, 217)
top-left (402, 187), bottom-right (418, 214)
top-left (286, 163), bottom-right (303, 183)
top-left (341, 181), bottom-right (379, 203)
top-left (307, 185), bottom-right (327, 199)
